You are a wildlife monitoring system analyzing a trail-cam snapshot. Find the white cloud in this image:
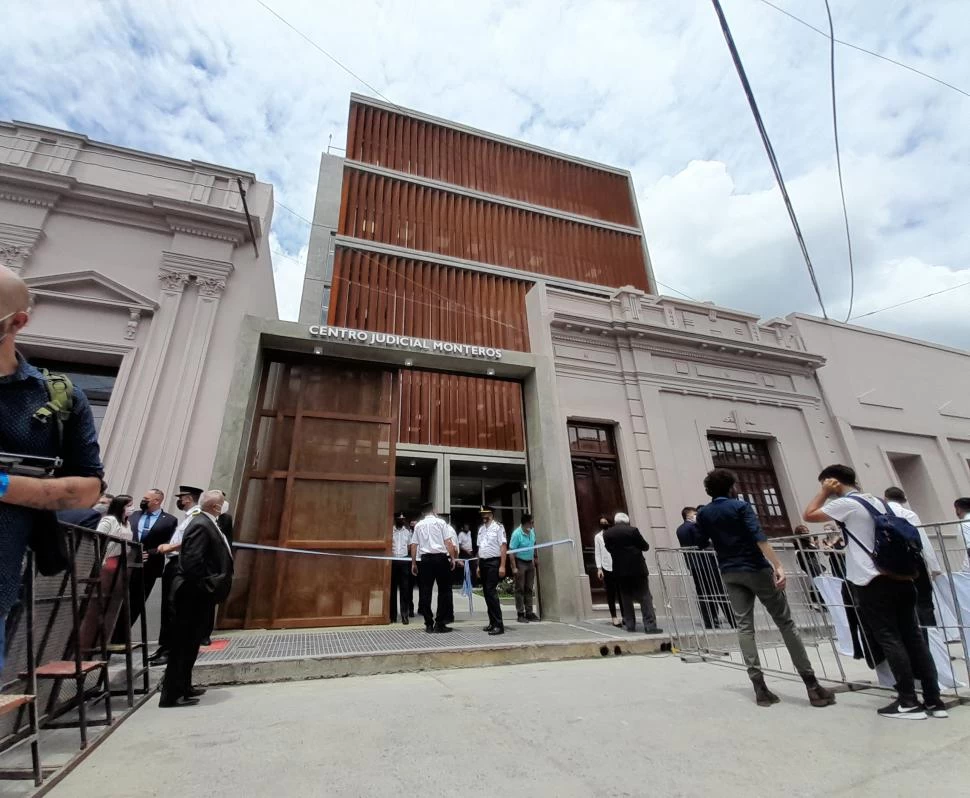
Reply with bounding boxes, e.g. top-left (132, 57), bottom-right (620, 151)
top-left (2, 0), bottom-right (968, 346)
